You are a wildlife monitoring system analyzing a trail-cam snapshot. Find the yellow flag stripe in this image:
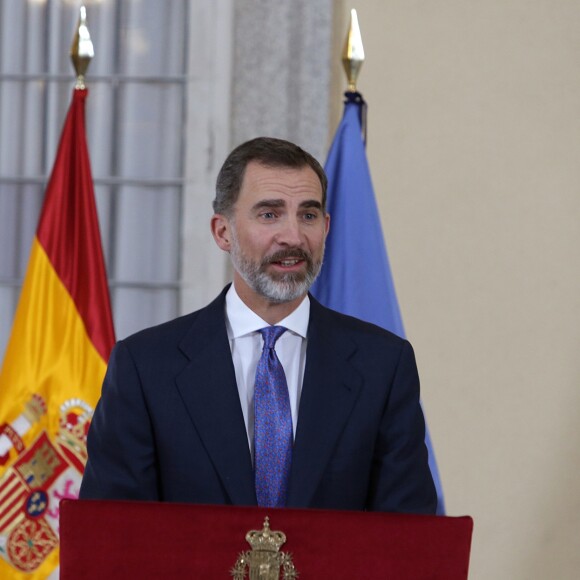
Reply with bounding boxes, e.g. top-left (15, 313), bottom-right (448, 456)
top-left (0, 238), bottom-right (106, 440)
